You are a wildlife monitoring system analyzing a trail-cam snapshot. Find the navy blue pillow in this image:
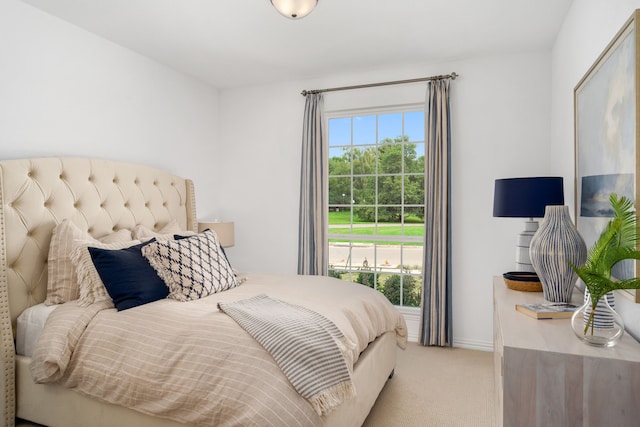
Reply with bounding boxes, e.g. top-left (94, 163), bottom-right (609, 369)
top-left (88, 241), bottom-right (168, 311)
